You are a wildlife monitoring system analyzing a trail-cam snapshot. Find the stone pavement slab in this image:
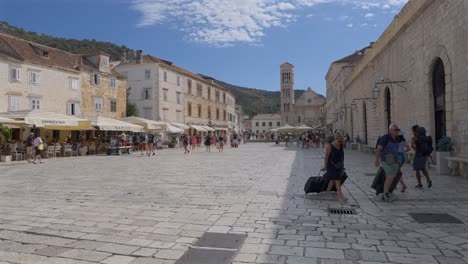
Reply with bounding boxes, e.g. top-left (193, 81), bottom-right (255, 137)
top-left (0, 144), bottom-right (468, 263)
